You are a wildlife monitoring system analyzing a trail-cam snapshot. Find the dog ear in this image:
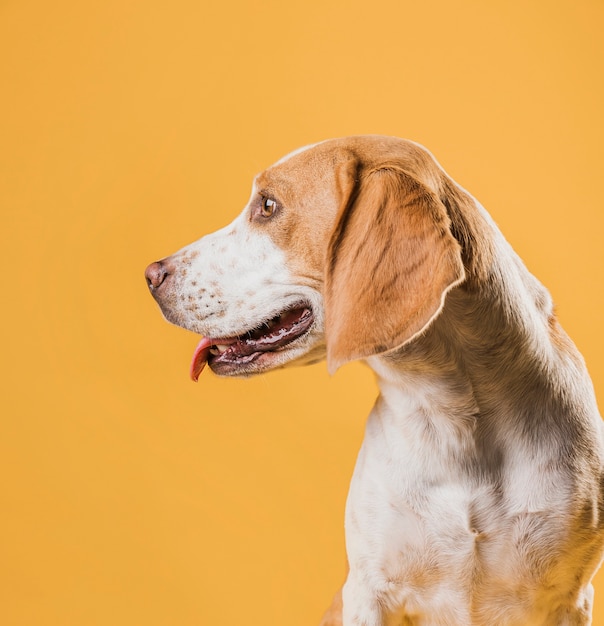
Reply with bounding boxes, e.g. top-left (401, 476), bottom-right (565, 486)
top-left (325, 165), bottom-right (465, 373)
